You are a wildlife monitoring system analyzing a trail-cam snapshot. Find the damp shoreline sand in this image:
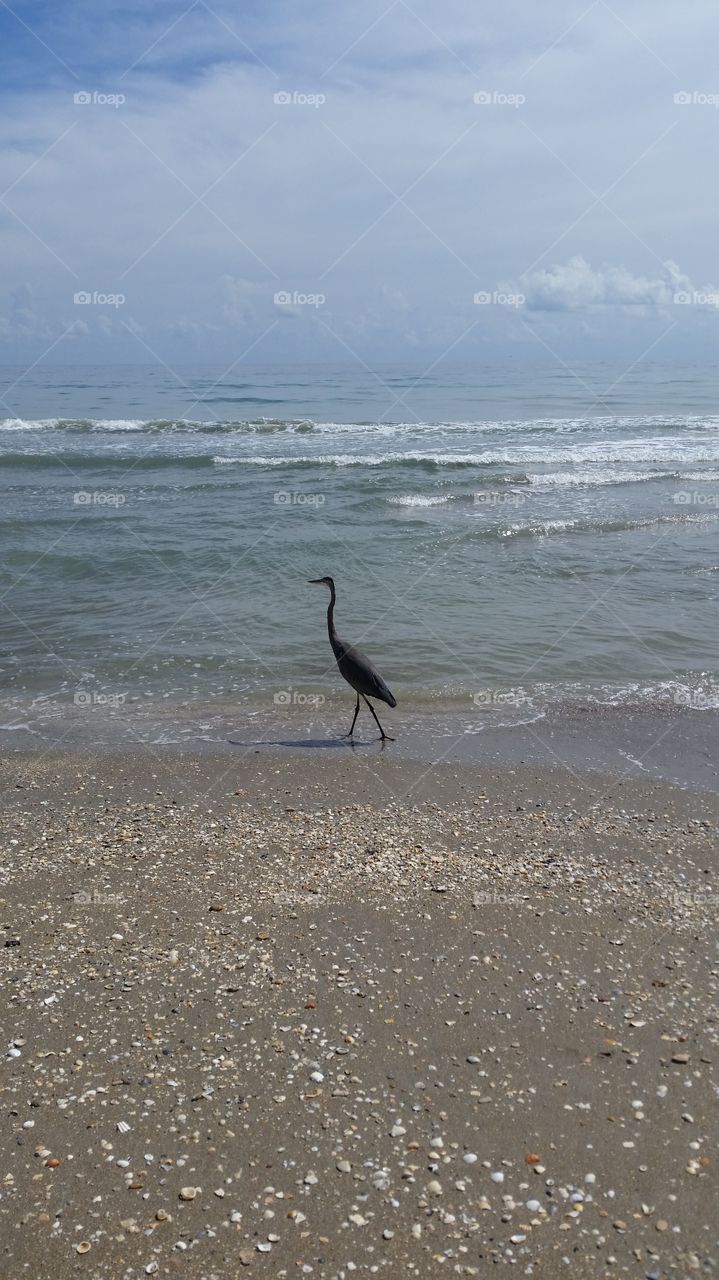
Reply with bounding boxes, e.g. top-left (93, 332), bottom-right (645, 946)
top-left (1, 749), bottom-right (718, 1277)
